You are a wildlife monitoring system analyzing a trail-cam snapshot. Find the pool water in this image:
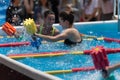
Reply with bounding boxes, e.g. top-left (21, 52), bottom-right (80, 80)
top-left (0, 30), bottom-right (120, 80)
top-left (0, 0), bottom-right (120, 79)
